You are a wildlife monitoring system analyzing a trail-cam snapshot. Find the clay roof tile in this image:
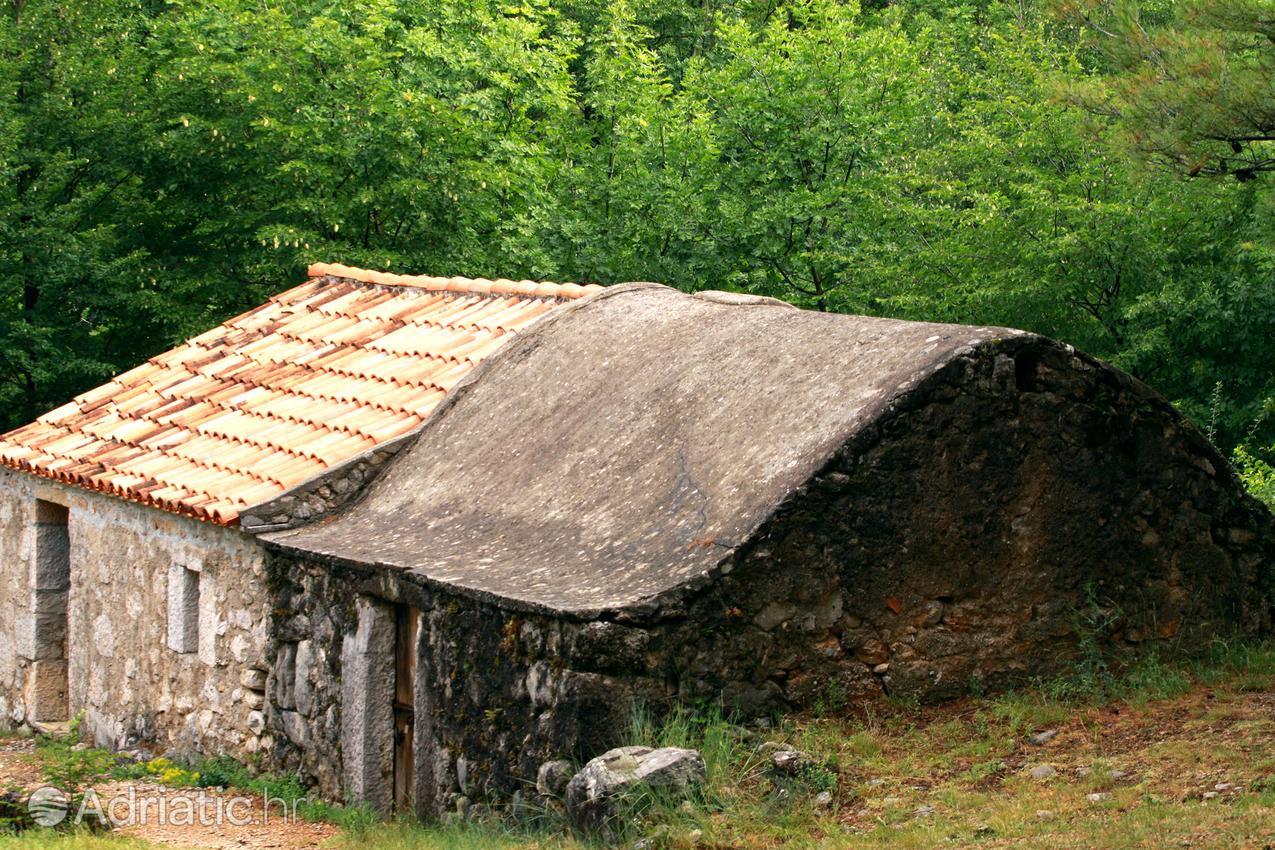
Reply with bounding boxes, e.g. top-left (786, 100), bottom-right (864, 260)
top-left (0, 264), bottom-right (603, 524)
